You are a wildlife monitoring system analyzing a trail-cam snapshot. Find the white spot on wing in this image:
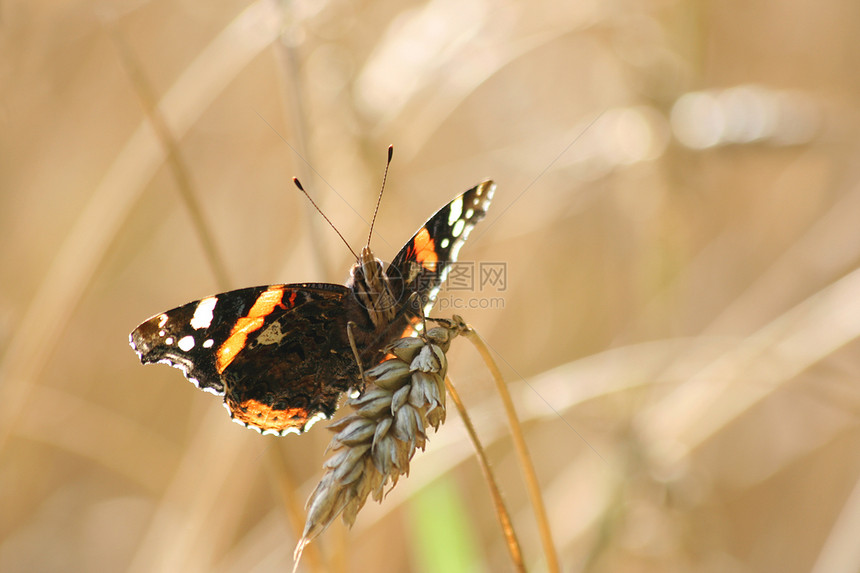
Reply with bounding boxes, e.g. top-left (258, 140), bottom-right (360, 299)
top-left (157, 314), bottom-right (169, 328)
top-left (178, 335), bottom-right (195, 351)
top-left (154, 355), bottom-right (225, 396)
top-left (450, 238), bottom-right (466, 263)
top-left (440, 237), bottom-right (450, 249)
top-left (303, 411), bottom-right (327, 432)
top-left (423, 285), bottom-right (443, 315)
top-left (203, 339), bottom-right (214, 348)
top-left (164, 337), bottom-right (174, 345)
top-left (191, 297), bottom-right (217, 330)
top-left (230, 416), bottom-right (251, 430)
top-left (128, 333), bottom-right (143, 359)
top-left (484, 181), bottom-right (496, 199)
top-left (465, 208), bottom-right (474, 219)
top-left (452, 218), bottom-right (465, 238)
top-left (447, 196), bottom-right (463, 226)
